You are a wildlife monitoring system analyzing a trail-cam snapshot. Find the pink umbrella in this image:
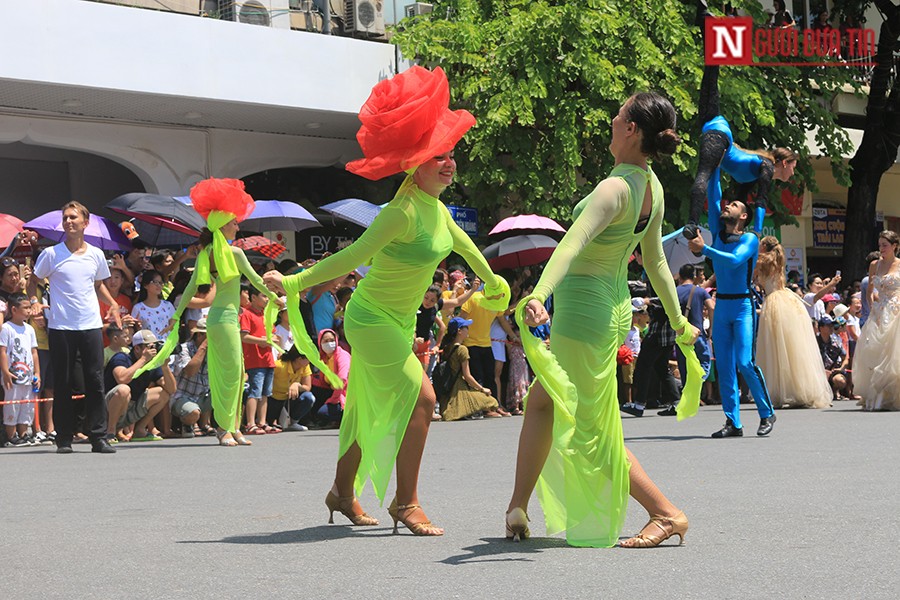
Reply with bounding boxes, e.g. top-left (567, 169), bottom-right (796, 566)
top-left (489, 214), bottom-right (566, 240)
top-left (0, 213), bottom-right (25, 248)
